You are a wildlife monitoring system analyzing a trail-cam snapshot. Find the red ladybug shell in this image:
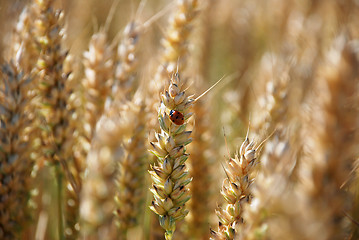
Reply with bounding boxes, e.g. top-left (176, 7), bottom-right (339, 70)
top-left (169, 110), bottom-right (184, 125)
